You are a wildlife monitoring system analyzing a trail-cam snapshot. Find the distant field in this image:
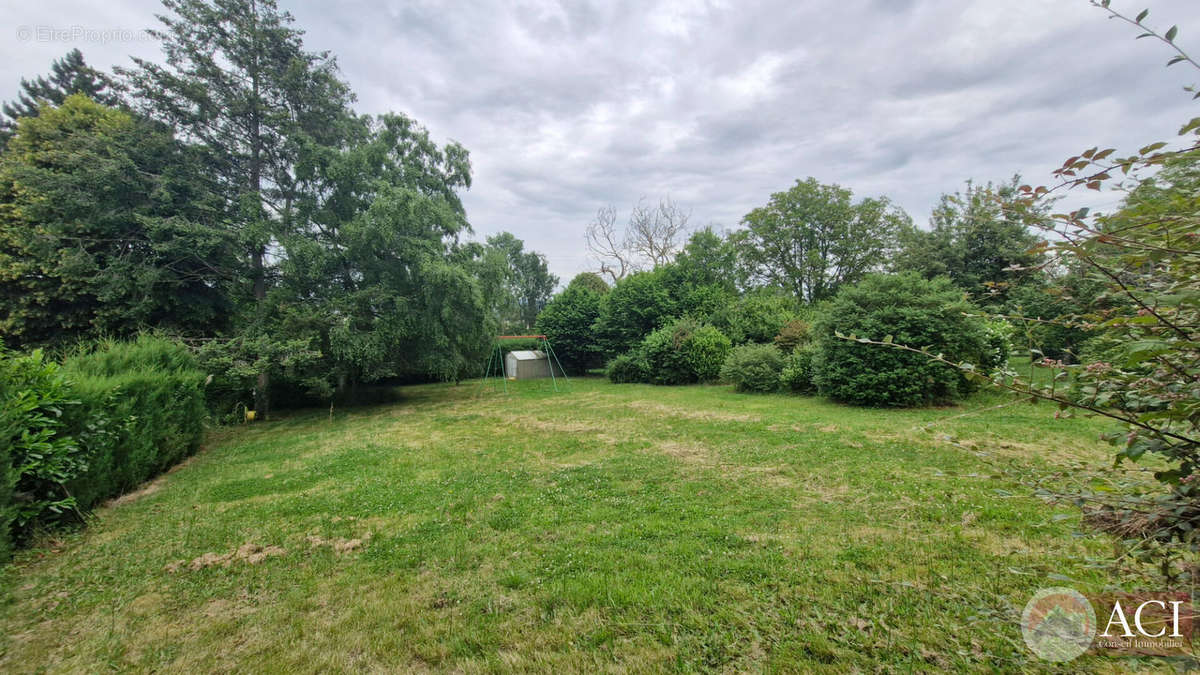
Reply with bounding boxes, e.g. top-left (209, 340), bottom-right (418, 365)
top-left (0, 378), bottom-right (1148, 672)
